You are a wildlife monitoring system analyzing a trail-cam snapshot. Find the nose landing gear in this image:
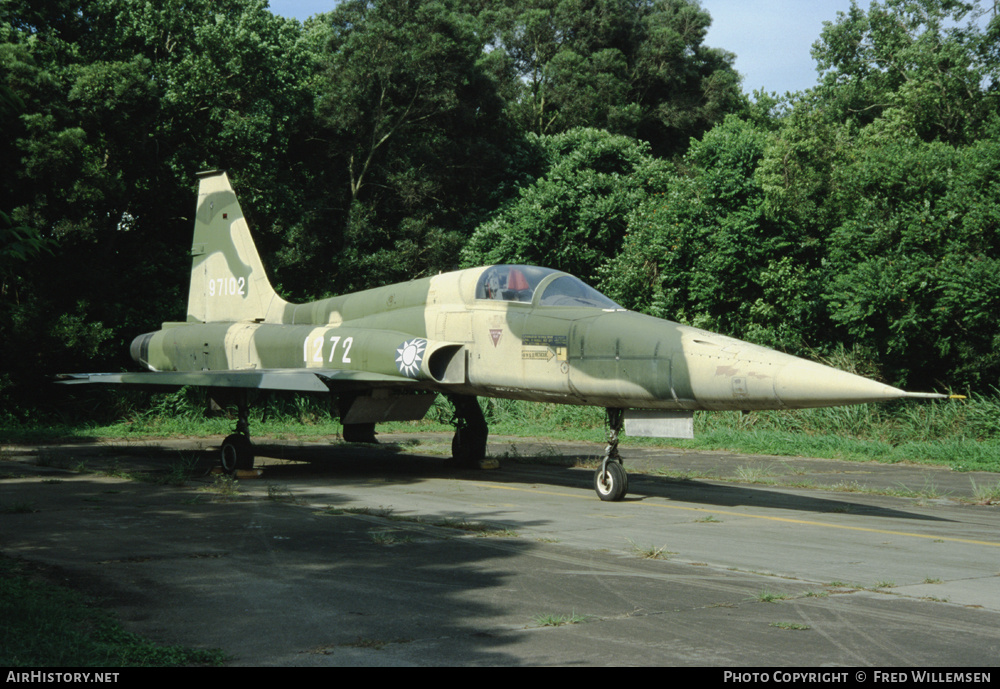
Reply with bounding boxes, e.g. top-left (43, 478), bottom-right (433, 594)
top-left (594, 408), bottom-right (628, 501)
